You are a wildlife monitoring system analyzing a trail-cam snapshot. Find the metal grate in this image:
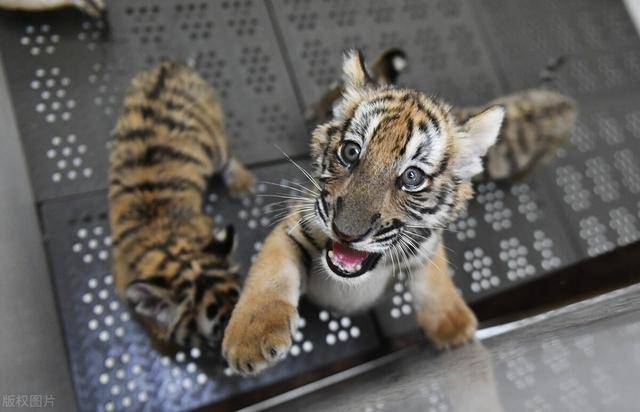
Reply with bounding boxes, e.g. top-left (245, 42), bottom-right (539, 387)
top-left (0, 0), bottom-right (640, 410)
